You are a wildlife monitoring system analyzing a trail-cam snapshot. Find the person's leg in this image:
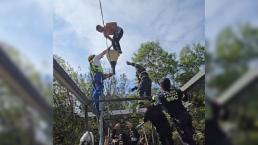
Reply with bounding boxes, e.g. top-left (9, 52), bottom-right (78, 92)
top-left (112, 29), bottom-right (123, 53)
top-left (92, 73), bottom-right (103, 114)
top-left (145, 78), bottom-right (152, 97)
top-left (141, 77), bottom-right (152, 97)
top-left (159, 133), bottom-right (173, 145)
top-left (166, 131), bottom-right (174, 145)
top-left (177, 114), bottom-right (196, 145)
top-left (138, 80), bottom-right (144, 98)
top-left (110, 61), bottom-right (117, 74)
